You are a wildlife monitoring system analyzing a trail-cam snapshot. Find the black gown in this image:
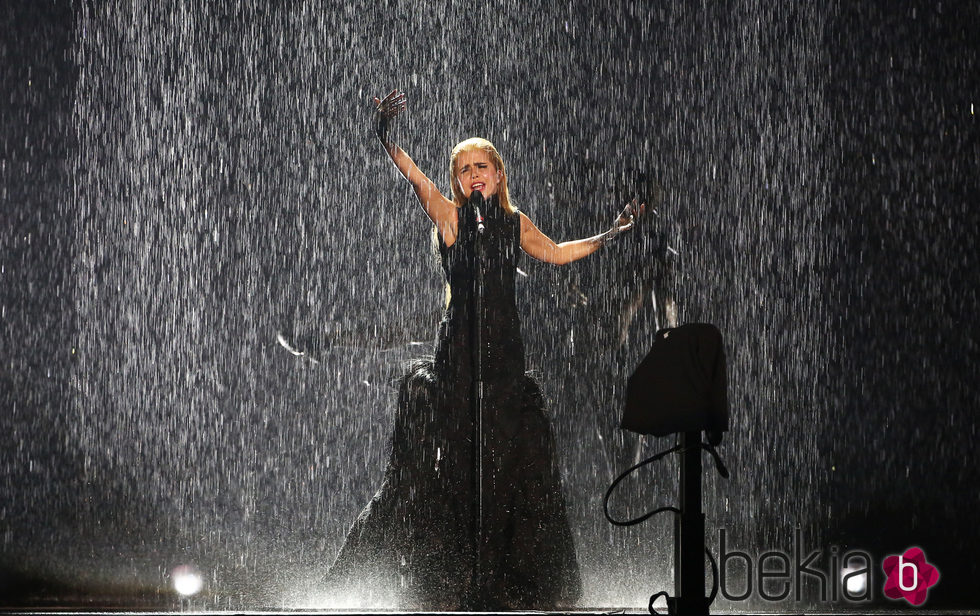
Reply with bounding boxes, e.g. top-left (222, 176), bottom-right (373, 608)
top-left (327, 197), bottom-right (581, 610)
